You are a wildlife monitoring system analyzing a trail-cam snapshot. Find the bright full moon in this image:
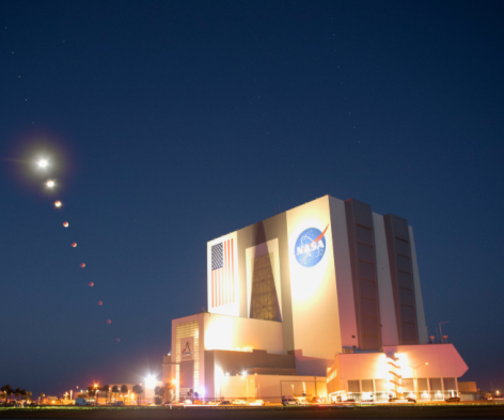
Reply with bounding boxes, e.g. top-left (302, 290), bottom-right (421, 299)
top-left (37, 159), bottom-right (48, 168)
